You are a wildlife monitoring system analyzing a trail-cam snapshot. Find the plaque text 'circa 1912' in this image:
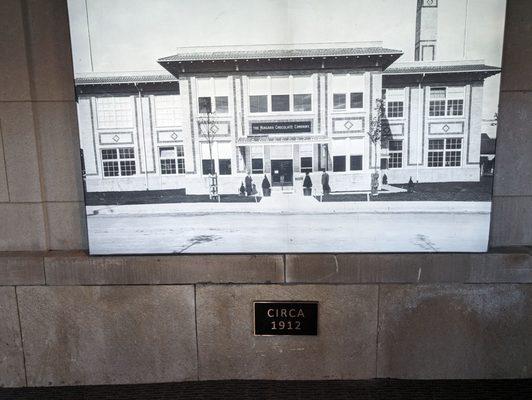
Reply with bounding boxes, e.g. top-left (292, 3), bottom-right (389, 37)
top-left (254, 301), bottom-right (318, 335)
